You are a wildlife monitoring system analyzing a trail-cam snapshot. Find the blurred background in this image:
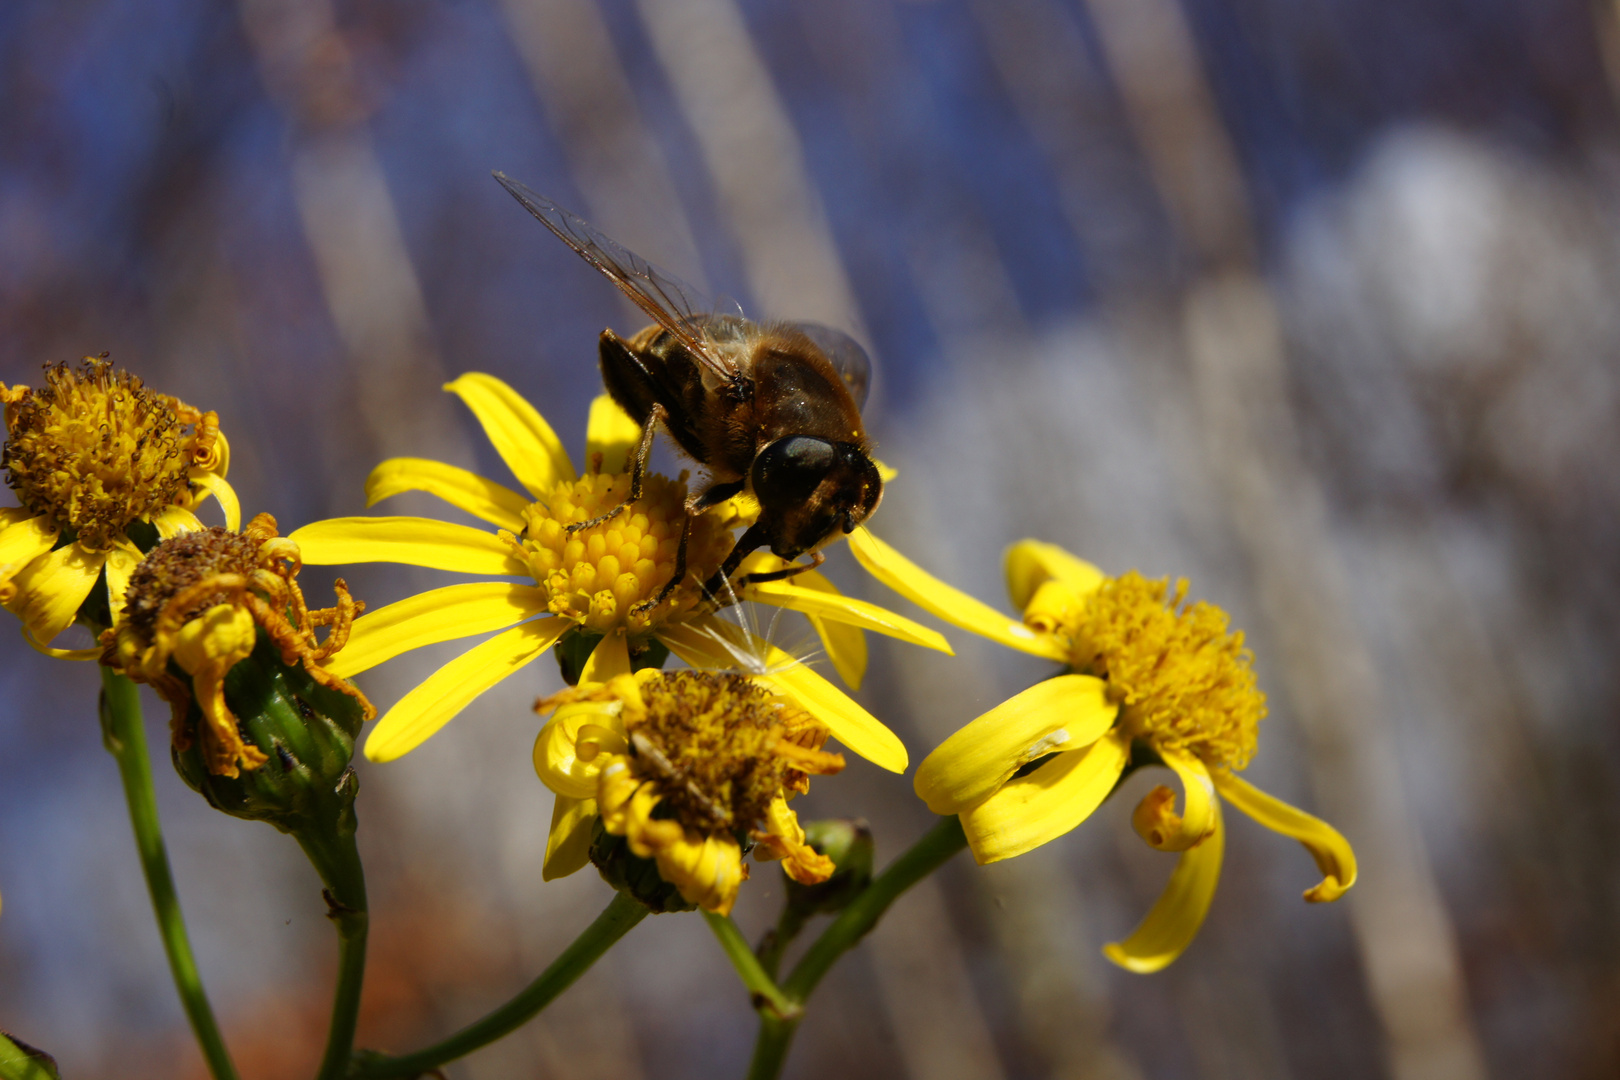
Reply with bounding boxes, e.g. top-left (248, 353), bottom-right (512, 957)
top-left (2, 0), bottom-right (1618, 1077)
